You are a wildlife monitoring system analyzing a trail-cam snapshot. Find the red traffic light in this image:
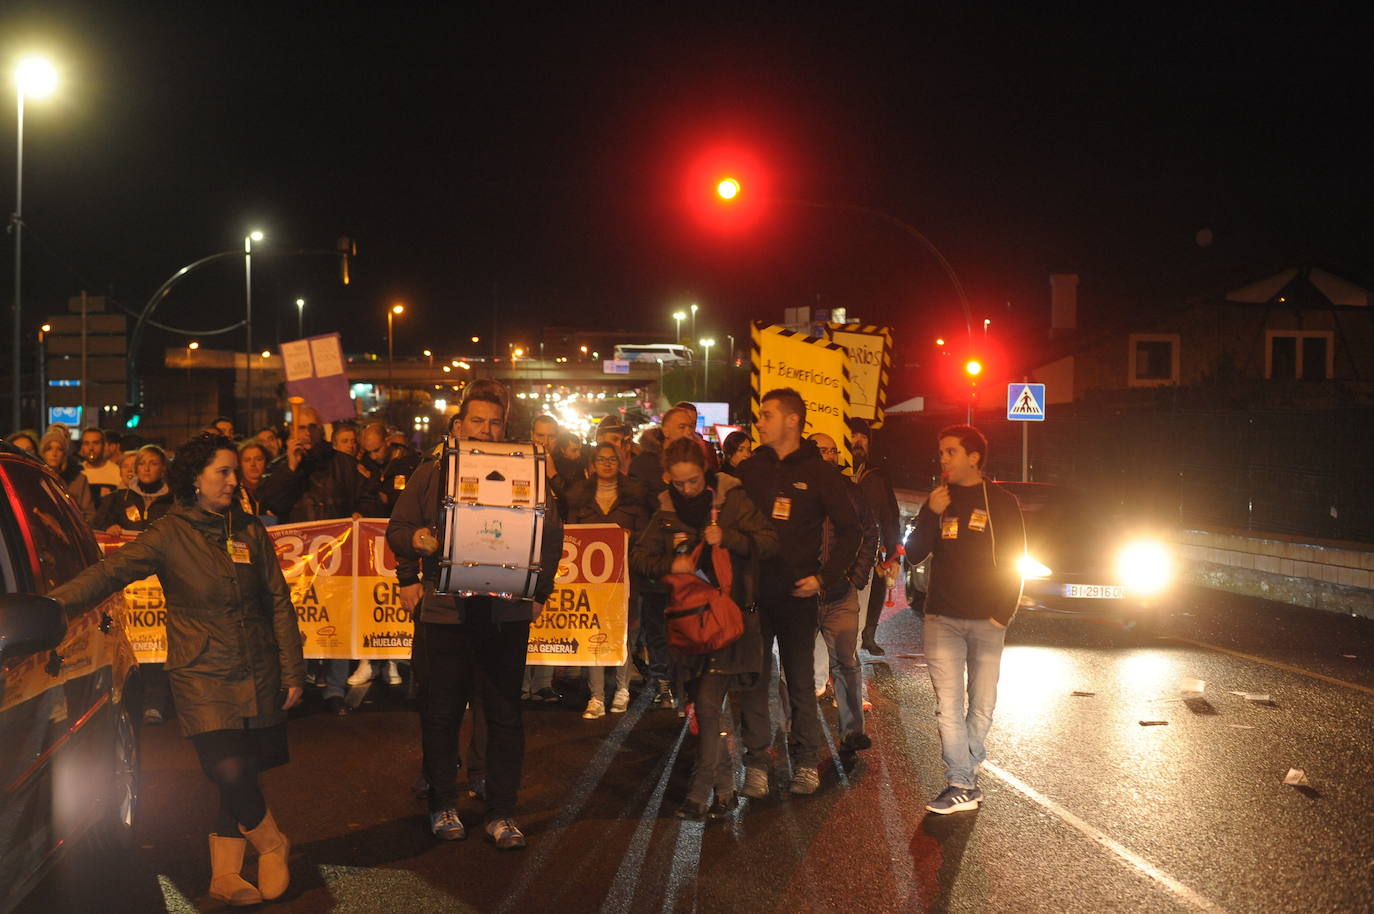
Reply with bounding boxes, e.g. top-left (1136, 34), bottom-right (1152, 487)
top-left (716, 177), bottom-right (741, 200)
top-left (964, 359), bottom-right (982, 376)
